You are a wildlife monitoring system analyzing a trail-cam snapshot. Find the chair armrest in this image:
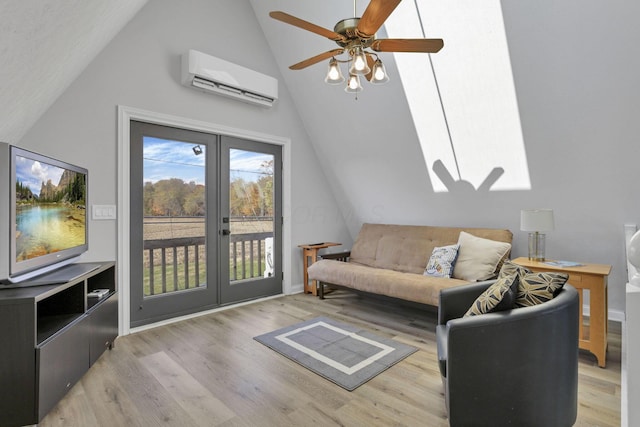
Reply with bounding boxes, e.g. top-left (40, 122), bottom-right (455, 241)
top-left (438, 280), bottom-right (495, 325)
top-left (319, 251), bottom-right (351, 262)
